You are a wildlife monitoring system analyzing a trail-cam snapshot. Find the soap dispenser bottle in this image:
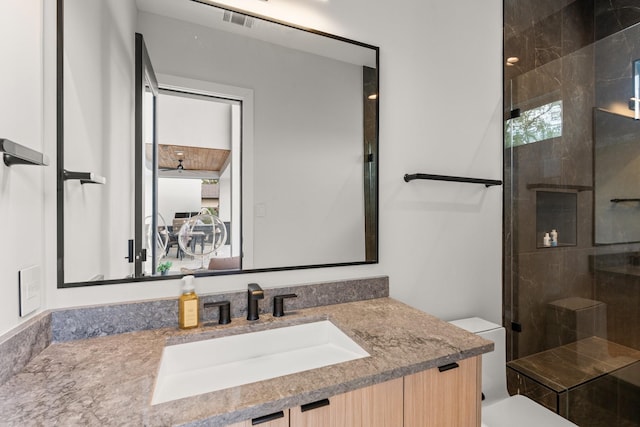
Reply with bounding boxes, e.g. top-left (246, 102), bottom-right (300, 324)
top-left (178, 275), bottom-right (199, 329)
